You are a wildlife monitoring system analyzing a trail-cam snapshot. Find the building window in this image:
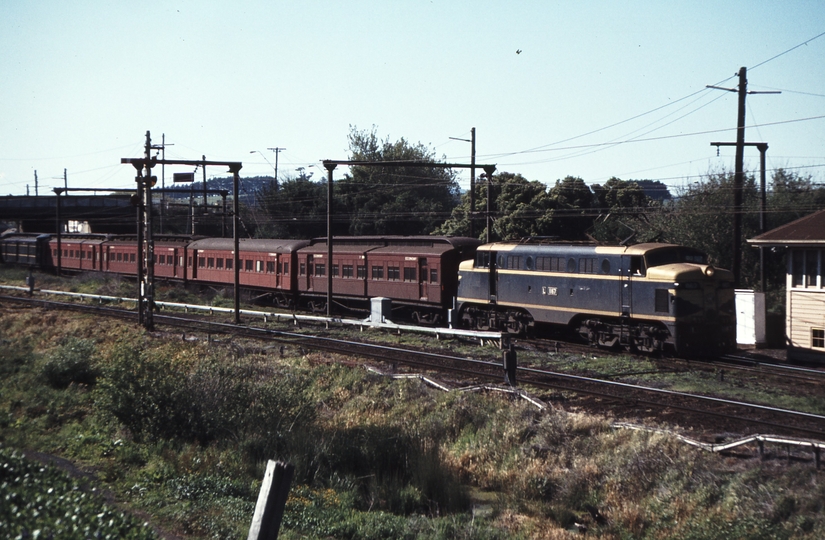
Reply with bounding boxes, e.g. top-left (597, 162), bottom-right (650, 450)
top-left (805, 250), bottom-right (819, 287)
top-left (404, 267), bottom-right (416, 281)
top-left (813, 328), bottom-right (825, 349)
top-left (792, 250), bottom-right (804, 287)
top-left (372, 266), bottom-right (384, 280)
top-left (388, 266), bottom-right (400, 280)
